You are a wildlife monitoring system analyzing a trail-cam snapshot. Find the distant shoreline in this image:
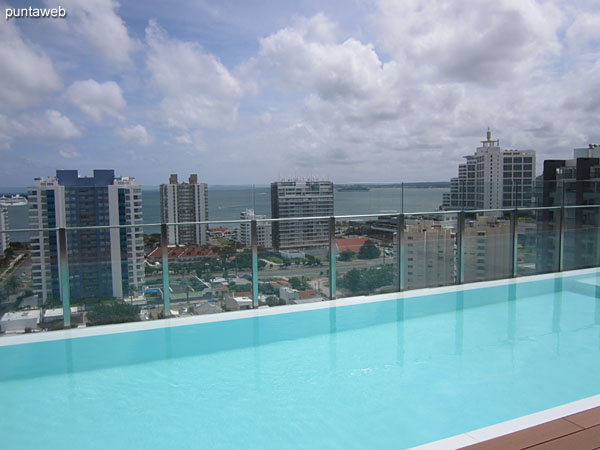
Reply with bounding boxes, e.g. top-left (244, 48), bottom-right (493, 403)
top-left (335, 182), bottom-right (450, 189)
